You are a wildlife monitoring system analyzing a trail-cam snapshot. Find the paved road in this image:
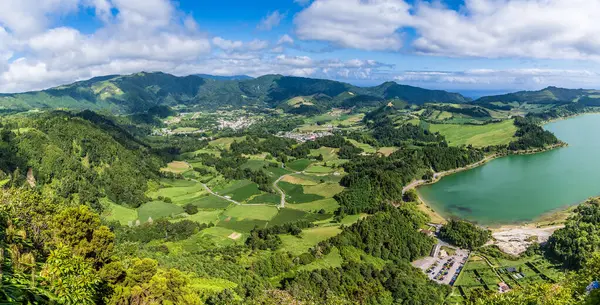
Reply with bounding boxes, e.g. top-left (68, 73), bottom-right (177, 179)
top-left (273, 171), bottom-right (302, 208)
top-left (273, 175), bottom-right (287, 208)
top-left (190, 178), bottom-right (241, 206)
